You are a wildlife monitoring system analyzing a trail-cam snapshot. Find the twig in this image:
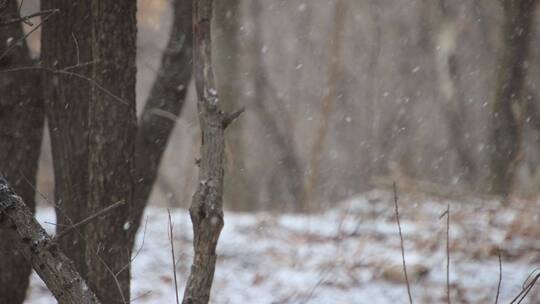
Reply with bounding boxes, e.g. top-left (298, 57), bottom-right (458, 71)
top-left (168, 209), bottom-right (180, 304)
top-left (0, 8), bottom-right (58, 26)
top-left (222, 107), bottom-right (245, 128)
top-left (116, 217), bottom-right (149, 277)
top-left (494, 248), bottom-right (502, 304)
top-left (444, 205), bottom-right (451, 304)
top-left (1, 65), bottom-right (128, 105)
top-left (96, 254), bottom-right (127, 304)
top-left (55, 200), bottom-right (125, 240)
top-left (509, 270), bottom-right (540, 304)
top-left (0, 8), bottom-right (58, 60)
top-left (393, 182), bottom-right (414, 304)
